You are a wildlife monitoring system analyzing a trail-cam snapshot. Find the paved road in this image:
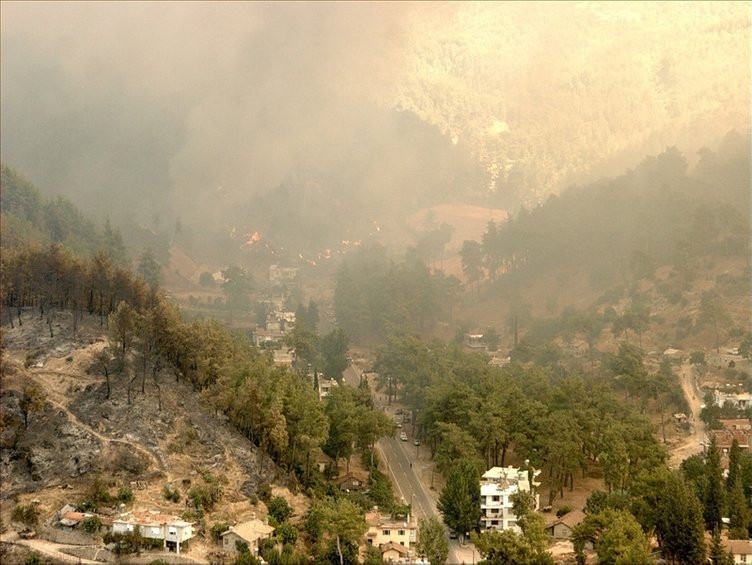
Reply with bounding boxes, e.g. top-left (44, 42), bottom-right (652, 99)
top-left (344, 365), bottom-right (476, 563)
